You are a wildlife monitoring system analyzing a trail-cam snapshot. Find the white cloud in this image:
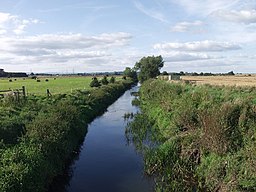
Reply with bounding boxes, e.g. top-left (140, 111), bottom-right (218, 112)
top-left (0, 32), bottom-right (133, 72)
top-left (212, 9), bottom-right (256, 24)
top-left (134, 1), bottom-right (167, 23)
top-left (171, 0), bottom-right (240, 16)
top-left (0, 32), bottom-right (132, 51)
top-left (163, 51), bottom-right (213, 62)
top-left (171, 20), bottom-right (205, 32)
top-left (0, 12), bottom-right (39, 35)
top-left (154, 40), bottom-right (241, 52)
